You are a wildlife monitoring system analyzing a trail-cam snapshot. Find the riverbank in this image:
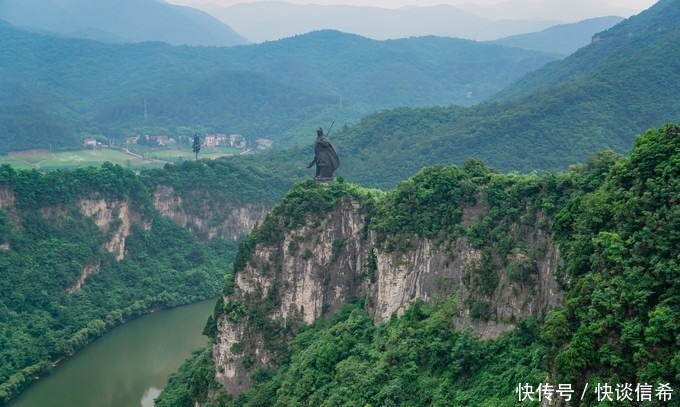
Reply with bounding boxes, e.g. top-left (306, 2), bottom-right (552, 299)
top-left (7, 299), bottom-right (215, 407)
